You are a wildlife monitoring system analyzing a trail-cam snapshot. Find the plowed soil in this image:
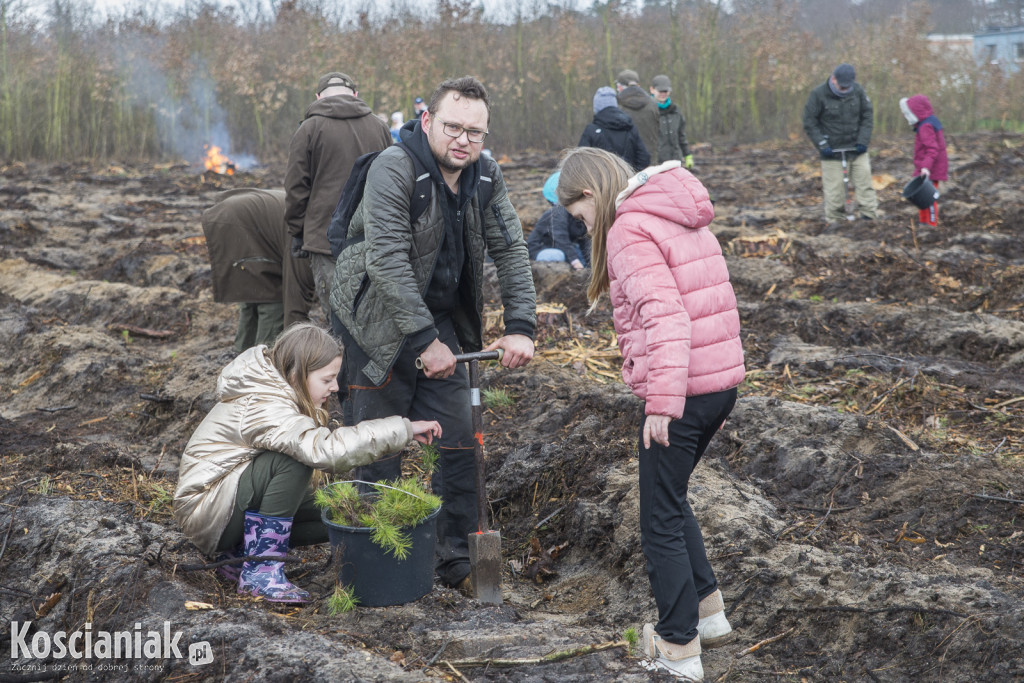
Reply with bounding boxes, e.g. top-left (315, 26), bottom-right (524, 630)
top-left (1, 132), bottom-right (1023, 682)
